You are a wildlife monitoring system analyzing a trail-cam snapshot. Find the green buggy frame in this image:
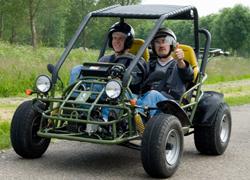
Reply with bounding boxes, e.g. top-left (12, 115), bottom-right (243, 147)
top-left (10, 4), bottom-right (232, 178)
